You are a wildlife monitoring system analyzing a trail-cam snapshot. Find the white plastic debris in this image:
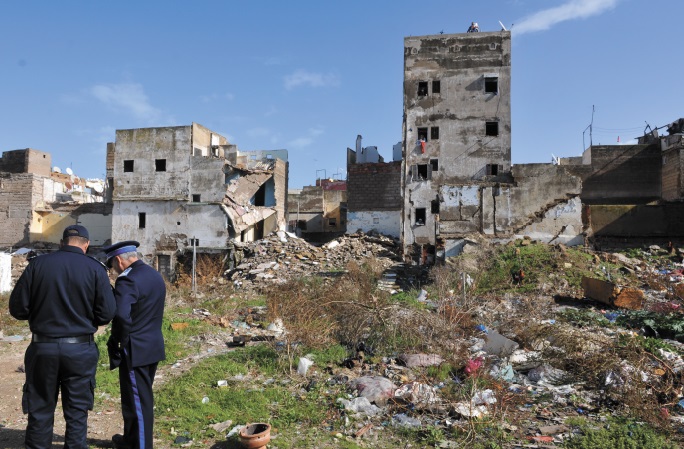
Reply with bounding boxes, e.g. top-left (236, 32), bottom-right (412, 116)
top-left (297, 357), bottom-right (314, 376)
top-left (336, 396), bottom-right (381, 416)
